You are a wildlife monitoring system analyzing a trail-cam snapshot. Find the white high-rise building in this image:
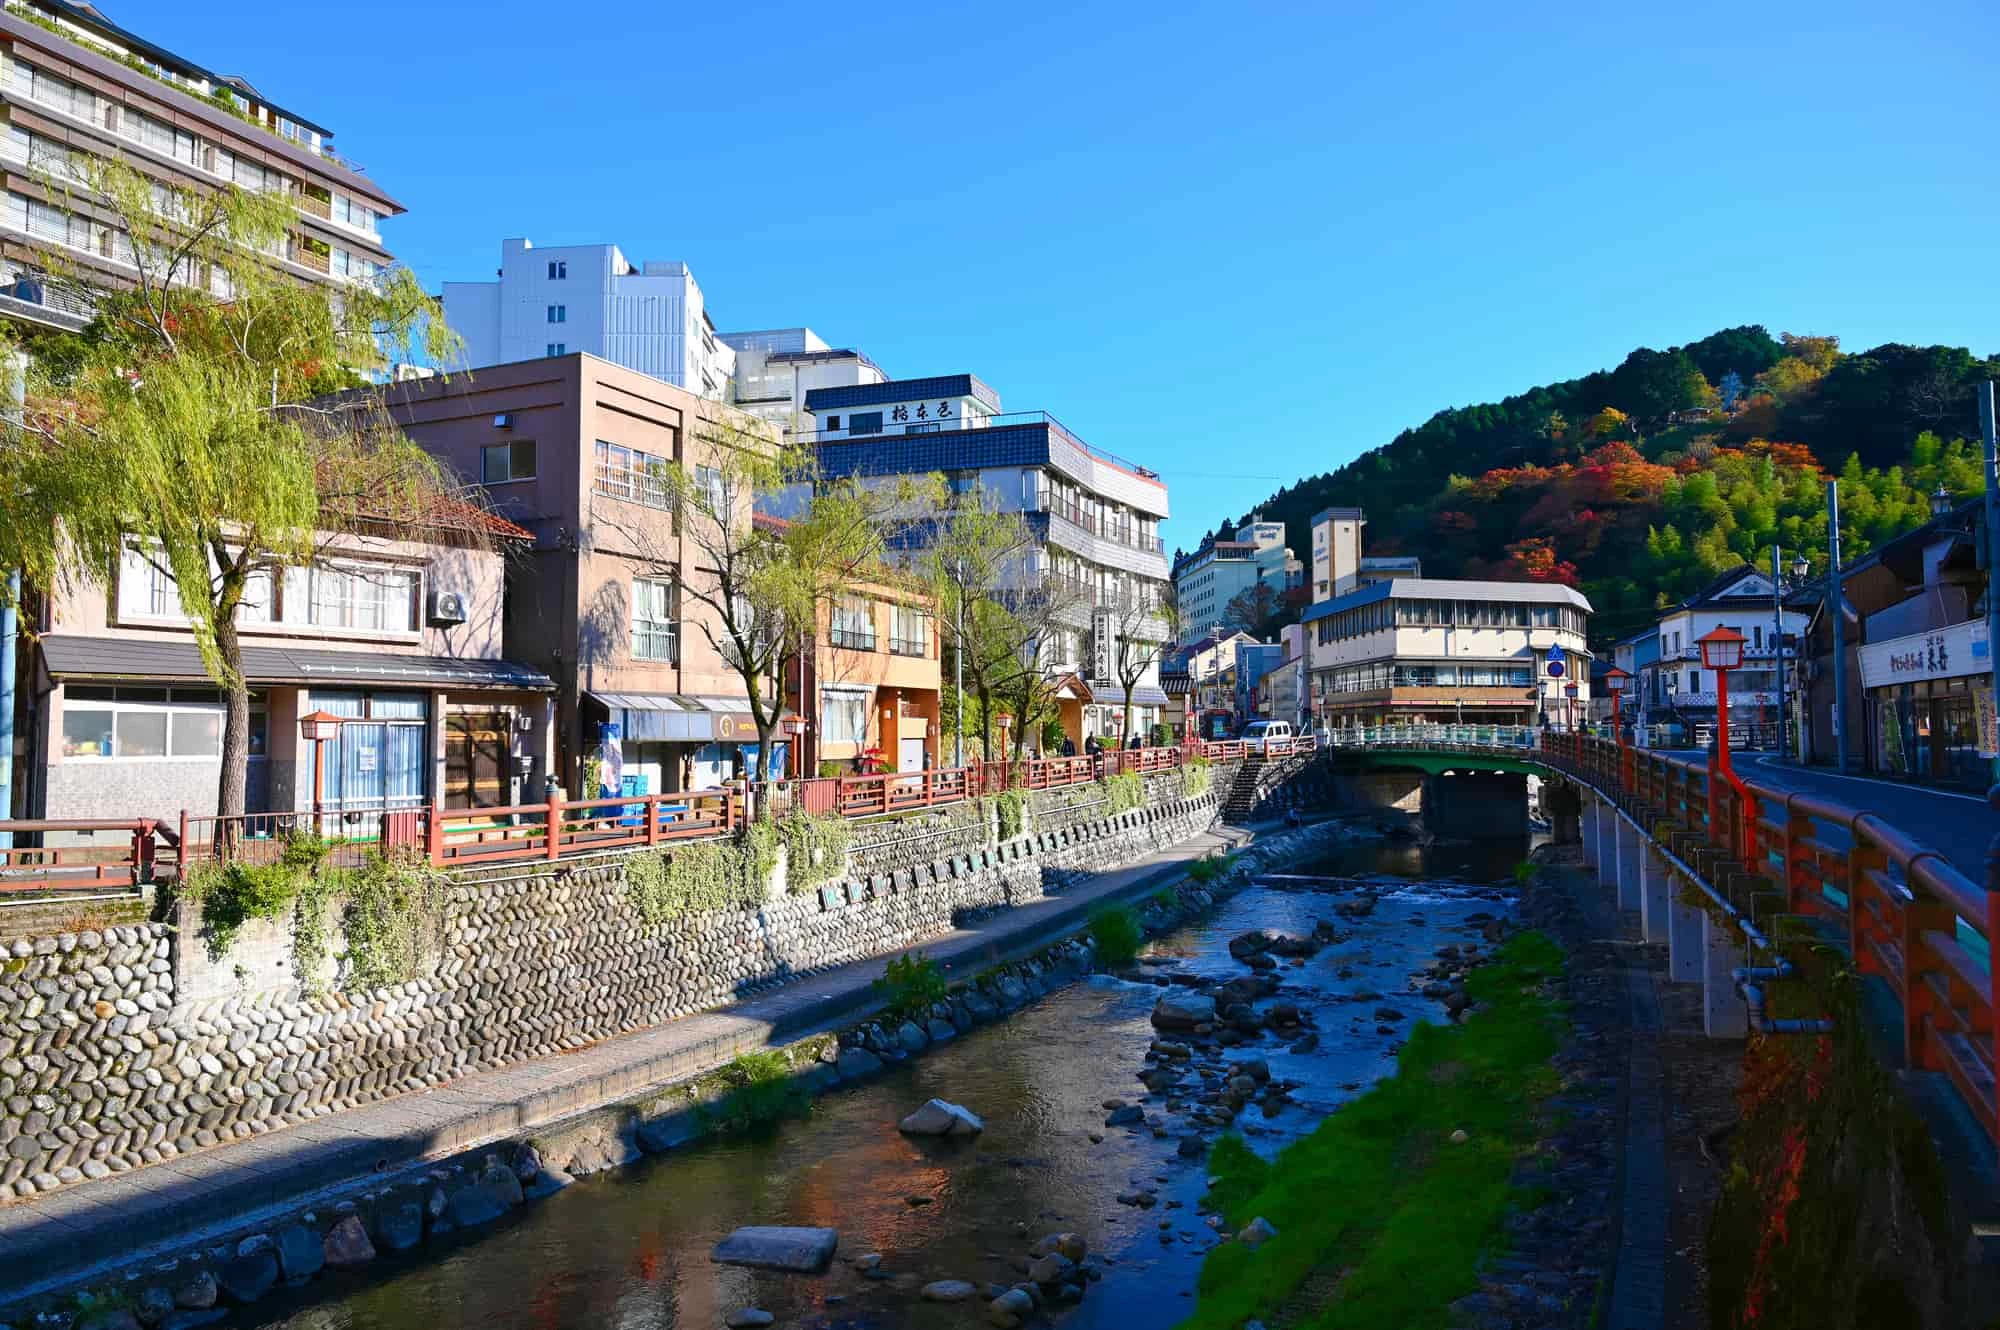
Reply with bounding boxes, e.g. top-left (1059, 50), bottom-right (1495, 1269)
top-left (443, 239), bottom-right (735, 398)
